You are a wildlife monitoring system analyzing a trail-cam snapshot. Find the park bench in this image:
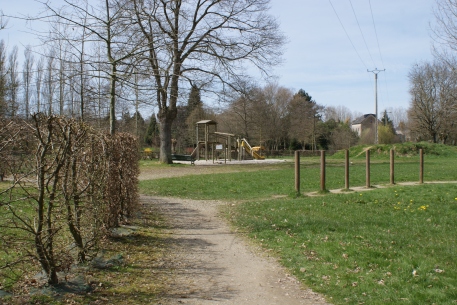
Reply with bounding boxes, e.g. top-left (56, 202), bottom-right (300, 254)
top-left (171, 154), bottom-right (195, 165)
